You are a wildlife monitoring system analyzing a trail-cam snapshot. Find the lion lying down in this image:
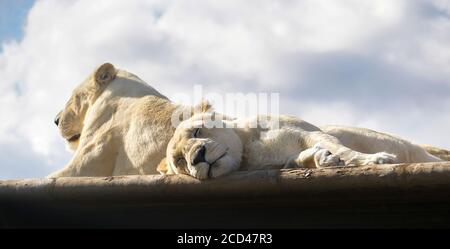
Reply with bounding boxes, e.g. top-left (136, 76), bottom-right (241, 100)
top-left (157, 112), bottom-right (445, 180)
top-left (50, 62), bottom-right (449, 178)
